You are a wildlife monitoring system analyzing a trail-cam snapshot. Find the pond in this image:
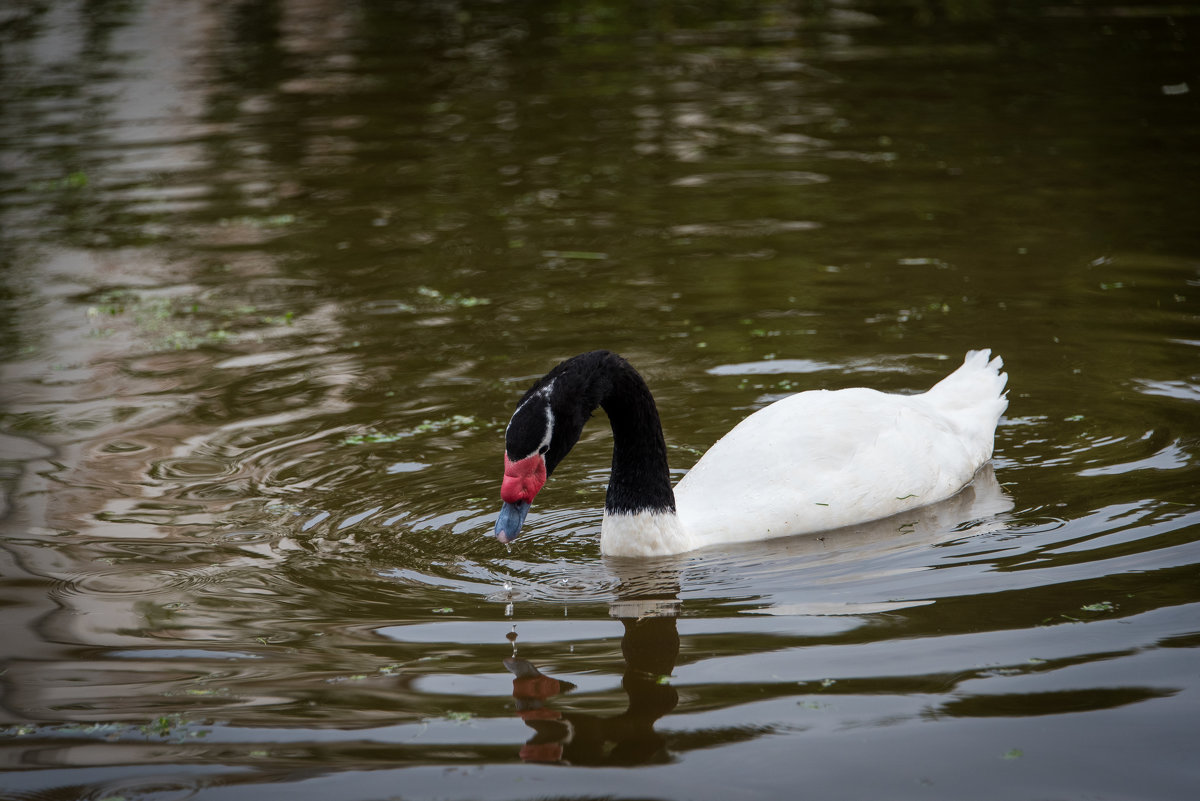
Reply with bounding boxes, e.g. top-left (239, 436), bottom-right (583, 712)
top-left (2, 1), bottom-right (1198, 799)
